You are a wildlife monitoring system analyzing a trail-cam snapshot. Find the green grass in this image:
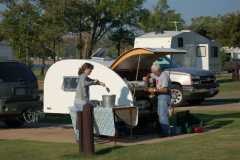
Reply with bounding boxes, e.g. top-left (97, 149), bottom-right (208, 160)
top-left (219, 80), bottom-right (240, 93)
top-left (217, 74), bottom-right (240, 98)
top-left (1, 109), bottom-right (240, 160)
